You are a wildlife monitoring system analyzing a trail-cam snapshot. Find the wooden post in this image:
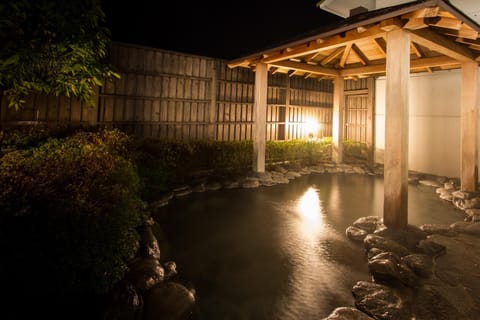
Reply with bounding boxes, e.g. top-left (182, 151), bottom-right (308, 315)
top-left (460, 61), bottom-right (478, 192)
top-left (253, 63), bottom-right (268, 172)
top-left (384, 29), bottom-right (410, 229)
top-left (332, 77), bottom-right (344, 163)
top-left (208, 61), bottom-right (218, 139)
top-left (366, 77), bottom-right (375, 167)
